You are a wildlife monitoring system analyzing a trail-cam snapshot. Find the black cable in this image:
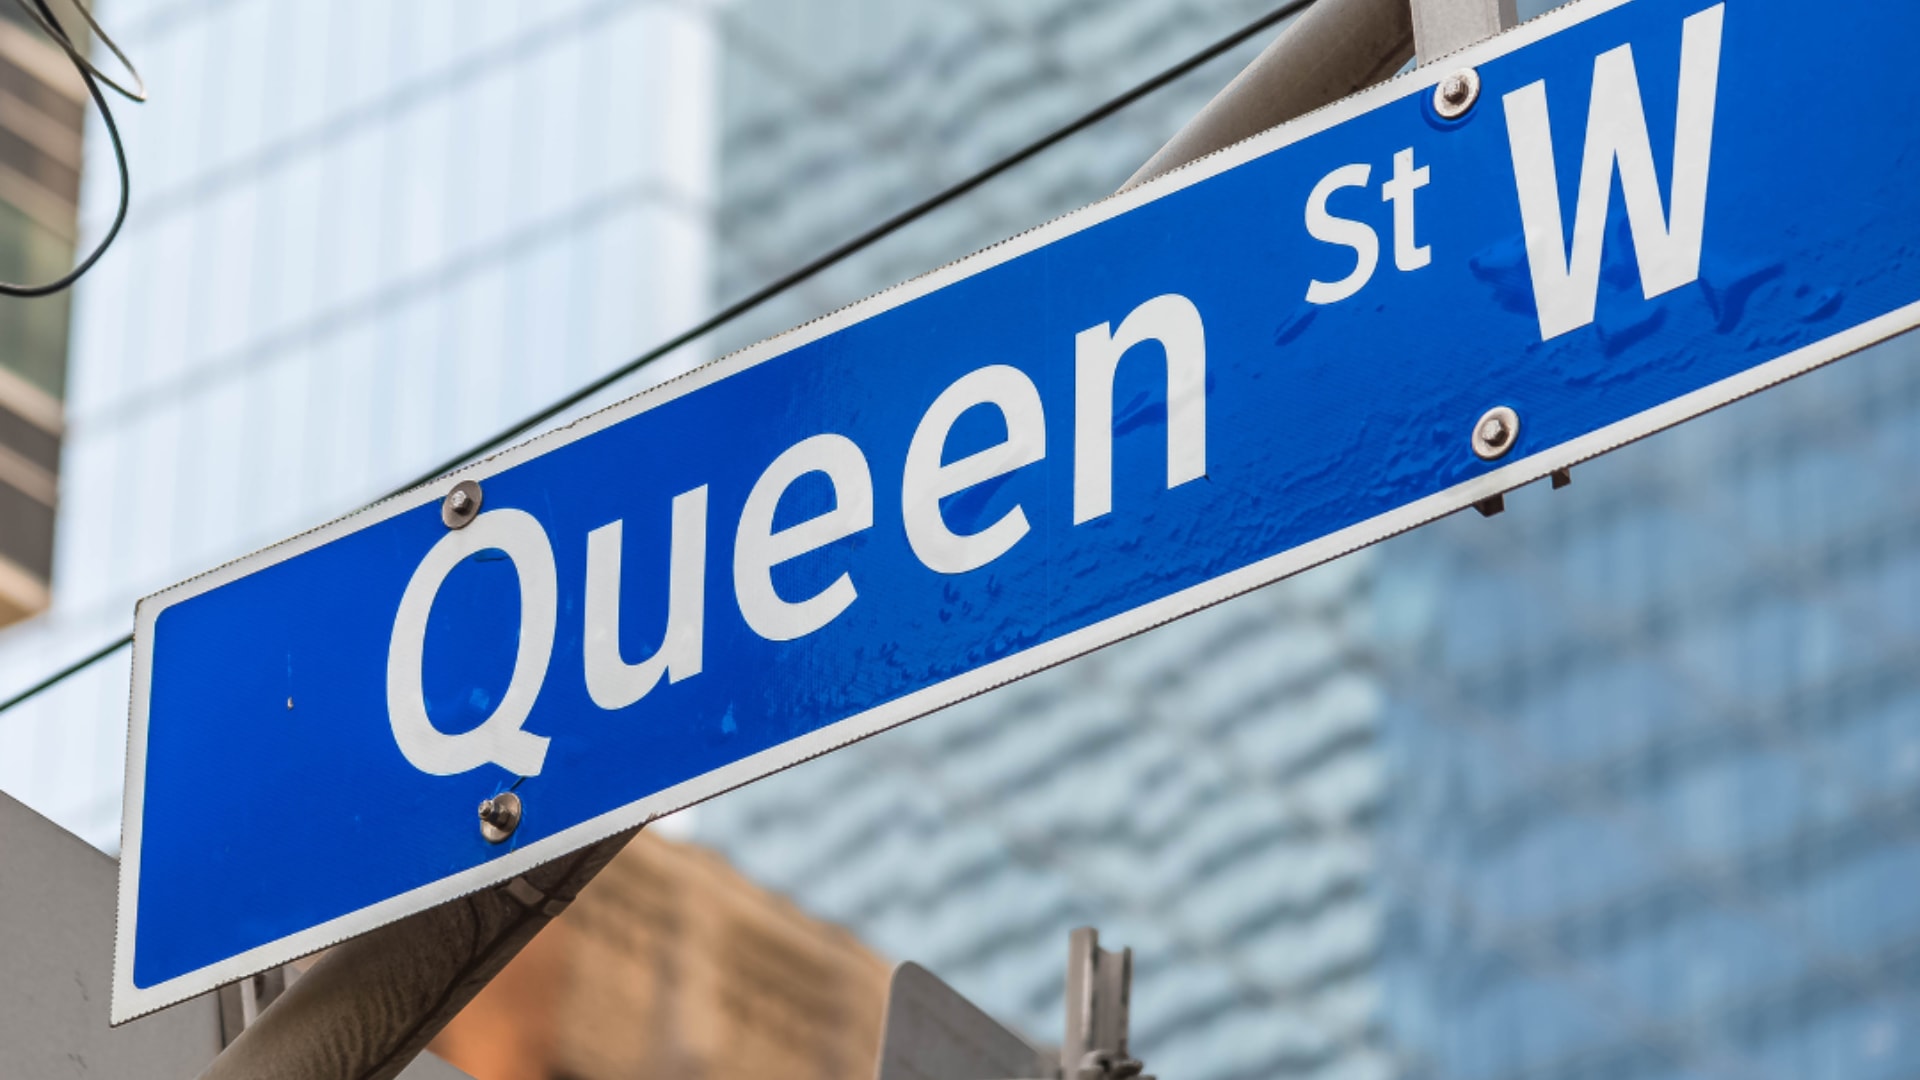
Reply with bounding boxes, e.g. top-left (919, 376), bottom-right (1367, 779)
top-left (0, 0), bottom-right (1317, 718)
top-left (0, 634), bottom-right (130, 715)
top-left (10, 0), bottom-right (146, 102)
top-left (0, 0), bottom-right (140, 297)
